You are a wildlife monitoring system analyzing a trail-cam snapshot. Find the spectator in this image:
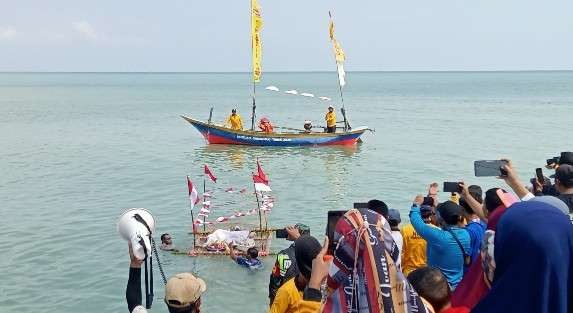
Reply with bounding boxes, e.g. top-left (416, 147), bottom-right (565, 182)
top-left (451, 188), bottom-right (518, 309)
top-left (367, 199), bottom-right (389, 219)
top-left (126, 244), bottom-right (206, 313)
top-left (459, 184), bottom-right (486, 264)
top-left (228, 245), bottom-right (263, 270)
top-left (554, 164), bottom-right (573, 213)
top-left (401, 205), bottom-right (433, 276)
top-left (268, 223), bottom-right (310, 304)
top-left (472, 201), bottom-right (573, 313)
top-left (268, 235), bottom-right (322, 313)
top-left (388, 209), bottom-right (403, 270)
top-left (408, 267), bottom-right (469, 313)
top-left (410, 197), bottom-right (470, 289)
